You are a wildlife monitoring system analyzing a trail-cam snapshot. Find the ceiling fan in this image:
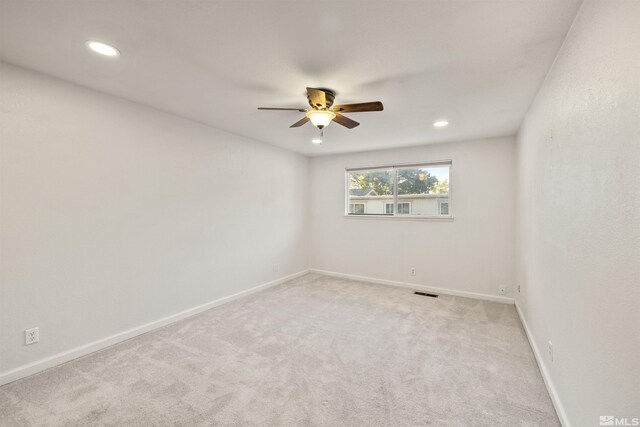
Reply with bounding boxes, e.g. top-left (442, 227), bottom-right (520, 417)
top-left (258, 87), bottom-right (383, 130)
